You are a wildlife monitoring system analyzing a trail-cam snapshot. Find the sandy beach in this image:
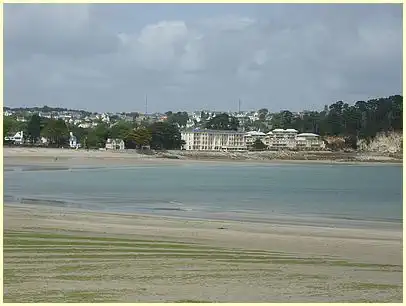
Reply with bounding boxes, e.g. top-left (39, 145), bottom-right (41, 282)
top-left (3, 147), bottom-right (403, 302)
top-left (3, 147), bottom-right (402, 167)
top-left (3, 203), bottom-right (402, 303)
